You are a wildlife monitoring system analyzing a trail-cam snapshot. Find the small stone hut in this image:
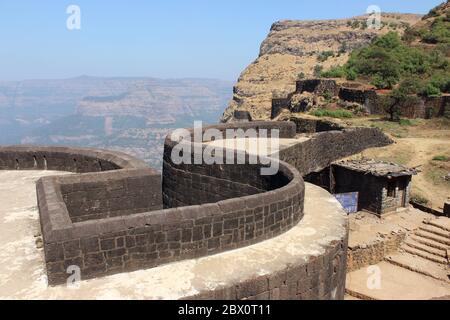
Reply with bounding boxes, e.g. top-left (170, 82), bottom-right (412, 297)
top-left (331, 159), bottom-right (417, 216)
